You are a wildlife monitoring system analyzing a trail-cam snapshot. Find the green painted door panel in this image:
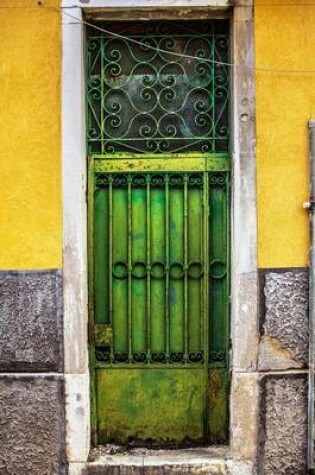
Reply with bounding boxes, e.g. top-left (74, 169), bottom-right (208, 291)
top-left (87, 13), bottom-right (230, 449)
top-left (89, 158), bottom-right (230, 446)
top-left (96, 368), bottom-right (204, 445)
